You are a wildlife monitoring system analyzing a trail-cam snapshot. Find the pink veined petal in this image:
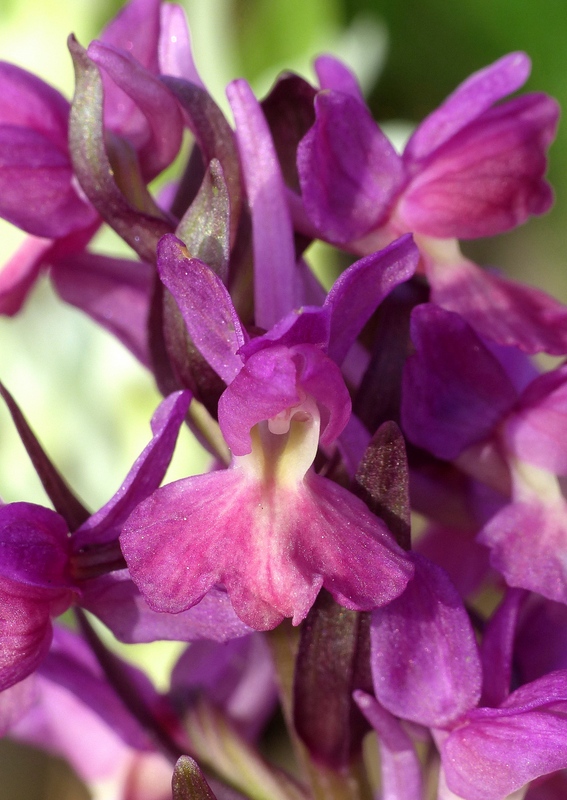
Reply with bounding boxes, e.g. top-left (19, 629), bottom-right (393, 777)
top-left (428, 256), bottom-right (567, 356)
top-left (0, 579), bottom-right (68, 691)
top-left (120, 465), bottom-right (412, 631)
top-left (298, 90), bottom-right (404, 245)
top-left (157, 234), bottom-right (246, 384)
top-left (370, 553), bottom-right (482, 728)
top-left (400, 93), bottom-right (558, 239)
top-left (227, 79), bottom-right (297, 330)
top-left (314, 55), bottom-right (365, 102)
top-left (478, 498), bottom-right (567, 604)
top-left (441, 671), bottom-right (567, 800)
top-left (158, 3), bottom-right (205, 87)
top-left (404, 52), bottom-right (531, 162)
